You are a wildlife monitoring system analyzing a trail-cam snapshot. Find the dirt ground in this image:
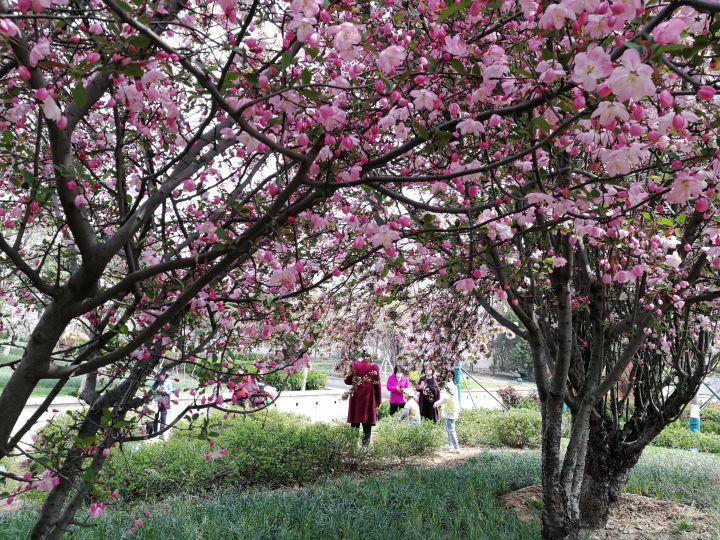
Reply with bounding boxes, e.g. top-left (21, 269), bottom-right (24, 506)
top-left (501, 485), bottom-right (717, 539)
